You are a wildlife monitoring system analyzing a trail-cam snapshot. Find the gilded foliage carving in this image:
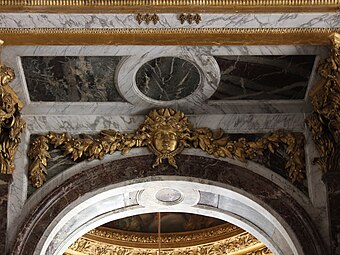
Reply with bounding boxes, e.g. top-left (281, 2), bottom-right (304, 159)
top-left (0, 56), bottom-right (25, 174)
top-left (65, 231), bottom-right (272, 255)
top-left (29, 108), bottom-right (305, 188)
top-left (306, 32), bottom-right (340, 173)
top-left (88, 224), bottom-right (239, 244)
